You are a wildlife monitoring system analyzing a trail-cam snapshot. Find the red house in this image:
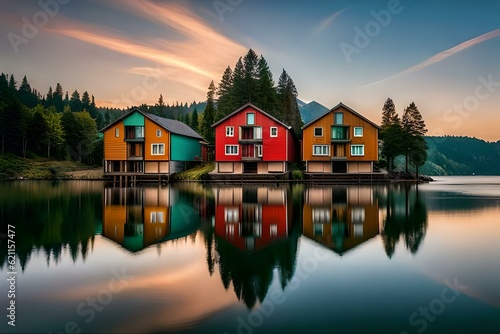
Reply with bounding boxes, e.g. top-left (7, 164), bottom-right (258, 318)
top-left (212, 103), bottom-right (297, 174)
top-left (213, 187), bottom-right (291, 252)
